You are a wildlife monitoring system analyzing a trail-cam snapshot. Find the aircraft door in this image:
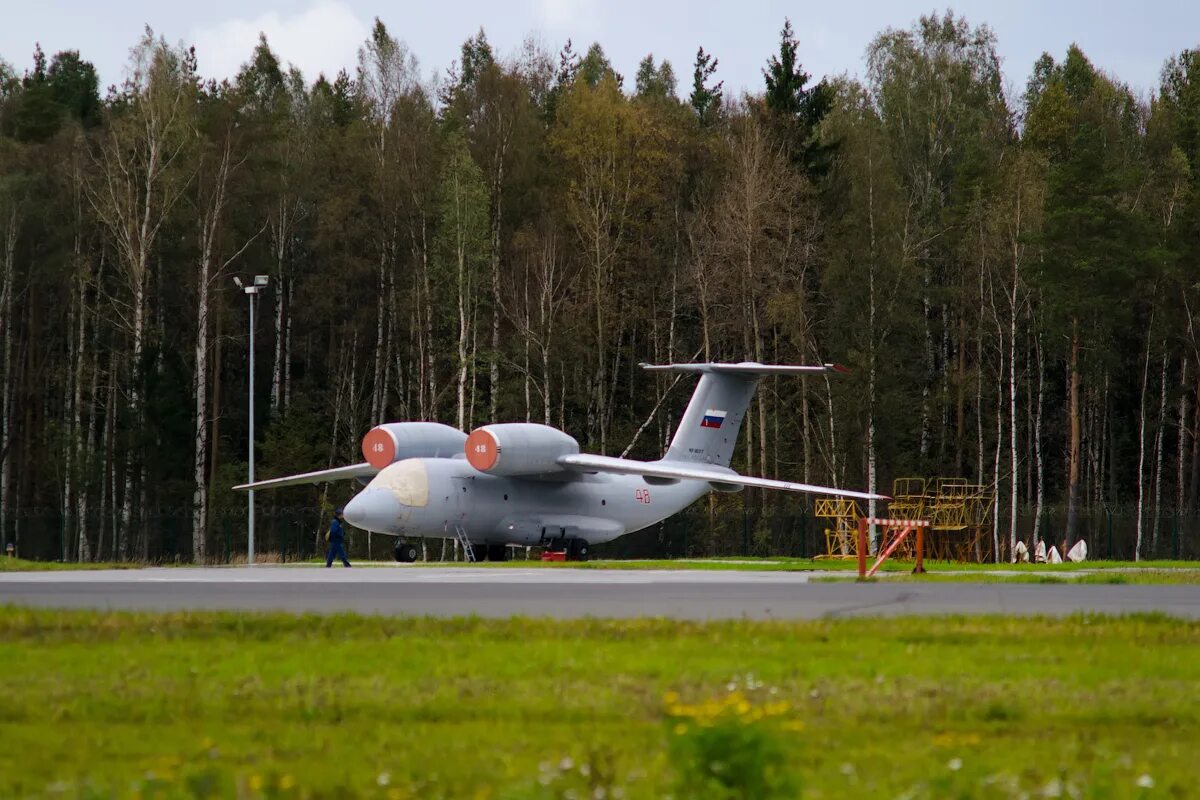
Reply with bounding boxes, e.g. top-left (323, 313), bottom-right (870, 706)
top-left (450, 476), bottom-right (472, 524)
